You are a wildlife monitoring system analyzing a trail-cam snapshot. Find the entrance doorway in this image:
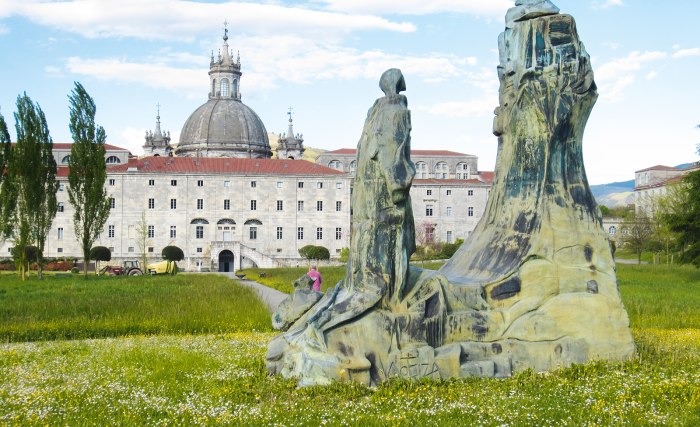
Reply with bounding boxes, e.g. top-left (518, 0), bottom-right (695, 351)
top-left (218, 250), bottom-right (234, 272)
